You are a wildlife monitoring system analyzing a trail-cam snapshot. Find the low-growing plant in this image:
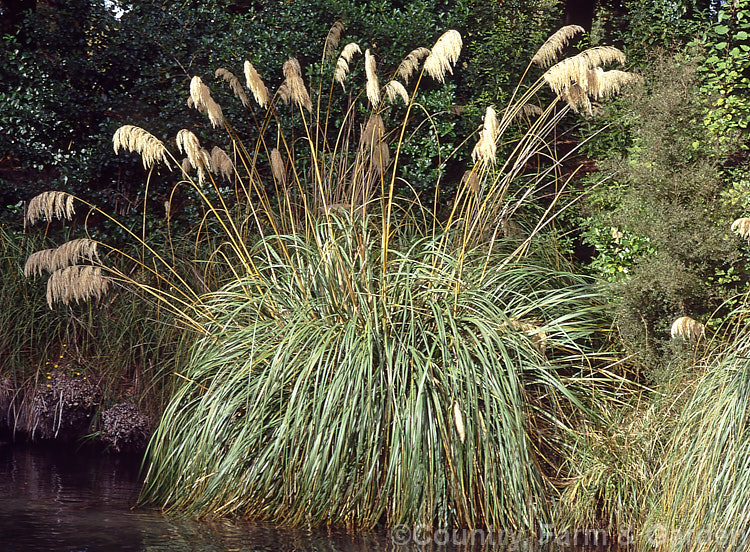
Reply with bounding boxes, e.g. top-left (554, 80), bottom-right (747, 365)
top-left (0, 223), bottom-right (183, 438)
top-left (557, 390), bottom-right (671, 537)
